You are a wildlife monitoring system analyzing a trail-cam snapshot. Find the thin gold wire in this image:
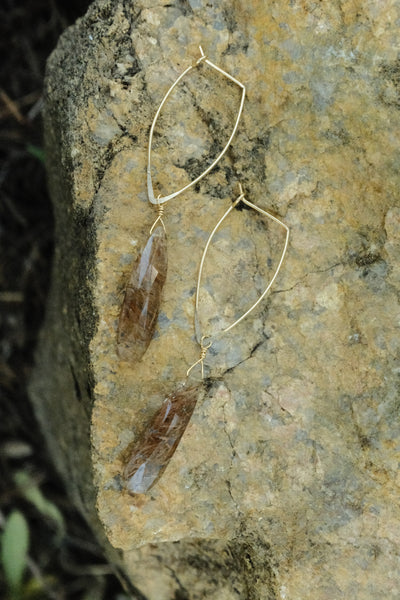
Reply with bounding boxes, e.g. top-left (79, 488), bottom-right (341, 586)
top-left (147, 46), bottom-right (246, 205)
top-left (186, 336), bottom-right (212, 379)
top-left (149, 195), bottom-right (166, 234)
top-left (194, 183), bottom-right (290, 345)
